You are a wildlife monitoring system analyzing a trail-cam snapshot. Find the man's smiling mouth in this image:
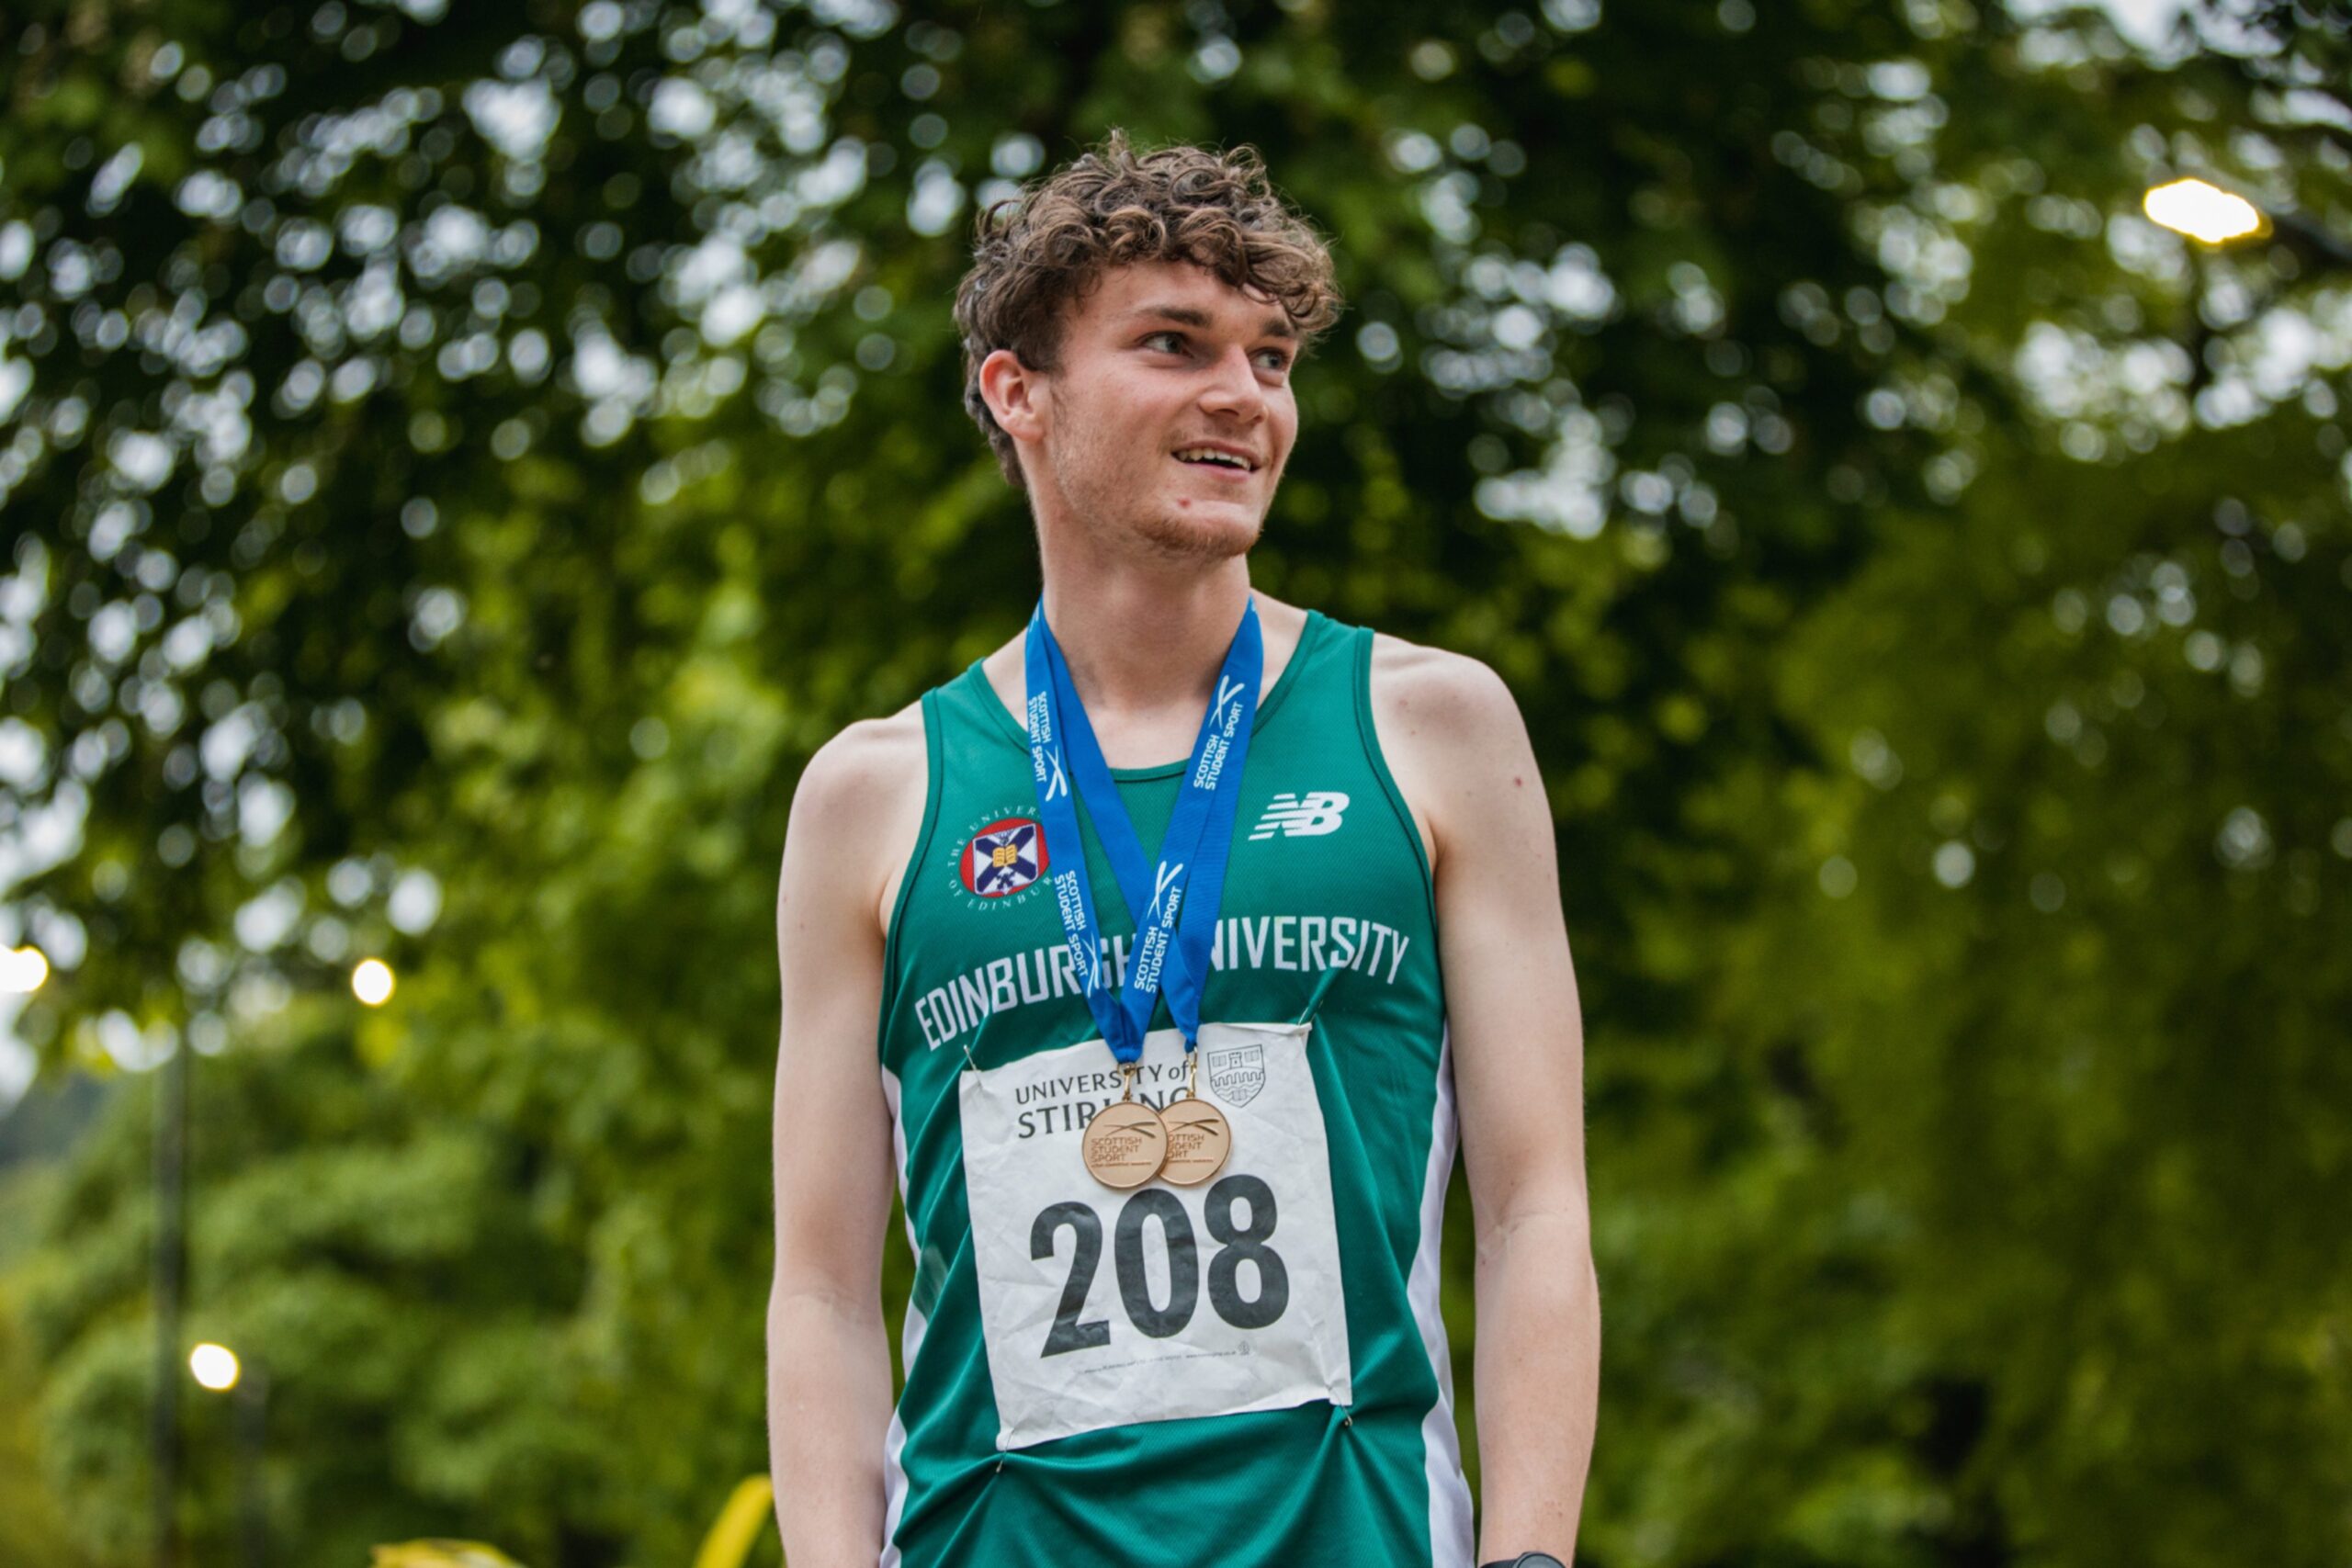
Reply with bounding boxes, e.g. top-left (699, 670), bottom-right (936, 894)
top-left (1172, 446), bottom-right (1257, 471)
